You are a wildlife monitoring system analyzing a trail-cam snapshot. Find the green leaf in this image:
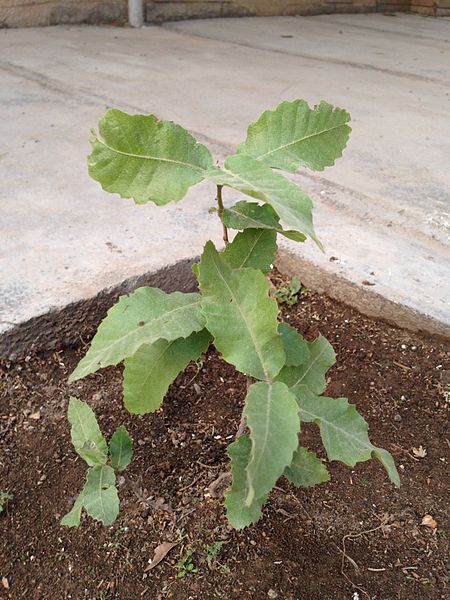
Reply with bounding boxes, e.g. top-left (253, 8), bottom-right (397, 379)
top-left (88, 109), bottom-right (213, 205)
top-left (223, 228), bottom-right (276, 273)
top-left (294, 386), bottom-right (400, 487)
top-left (244, 381), bottom-right (300, 504)
top-left (237, 100), bottom-right (351, 172)
top-left (197, 242), bottom-right (284, 380)
top-left (123, 329), bottom-right (211, 414)
top-left (83, 466), bottom-right (119, 526)
top-left (69, 288), bottom-right (205, 382)
top-left (67, 397), bottom-right (108, 467)
top-left (278, 323), bottom-right (310, 367)
top-left (275, 335), bottom-right (335, 394)
top-left (225, 435), bottom-right (267, 530)
top-left (78, 441), bottom-right (108, 466)
top-left (61, 489), bottom-right (85, 527)
top-left (0, 492), bottom-right (13, 514)
top-left (373, 447), bottom-right (400, 488)
top-left (222, 200), bottom-right (306, 242)
top-left (206, 155), bottom-right (320, 247)
top-left (284, 447), bottom-right (330, 488)
top-left (109, 425), bottom-right (133, 471)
